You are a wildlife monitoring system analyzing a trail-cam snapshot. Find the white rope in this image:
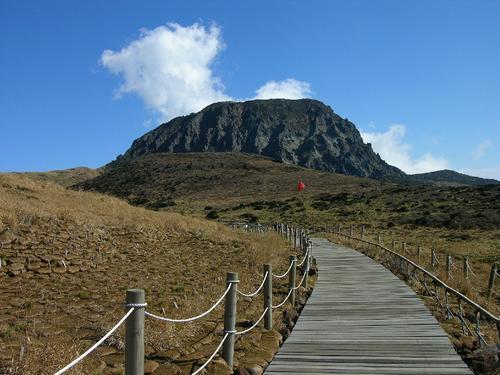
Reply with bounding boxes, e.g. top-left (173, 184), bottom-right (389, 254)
top-left (191, 333), bottom-right (229, 375)
top-left (238, 272), bottom-right (268, 298)
top-left (293, 269), bottom-right (308, 290)
top-left (296, 247), bottom-right (309, 267)
top-left (235, 308), bottom-right (269, 336)
top-left (467, 263), bottom-right (480, 279)
top-left (145, 283), bottom-right (233, 323)
top-left (55, 308), bottom-right (135, 375)
top-left (272, 261), bottom-right (294, 279)
top-left (272, 288), bottom-right (294, 309)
